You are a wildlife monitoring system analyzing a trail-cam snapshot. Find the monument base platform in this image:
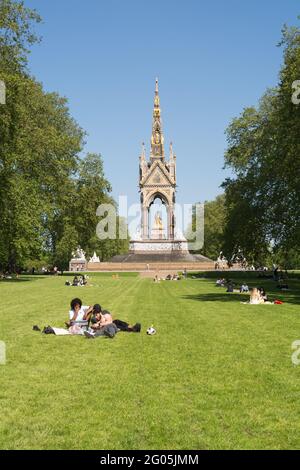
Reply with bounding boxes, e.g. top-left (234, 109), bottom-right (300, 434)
top-left (129, 238), bottom-right (190, 254)
top-left (86, 258), bottom-right (214, 272)
top-left (86, 238), bottom-right (214, 271)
